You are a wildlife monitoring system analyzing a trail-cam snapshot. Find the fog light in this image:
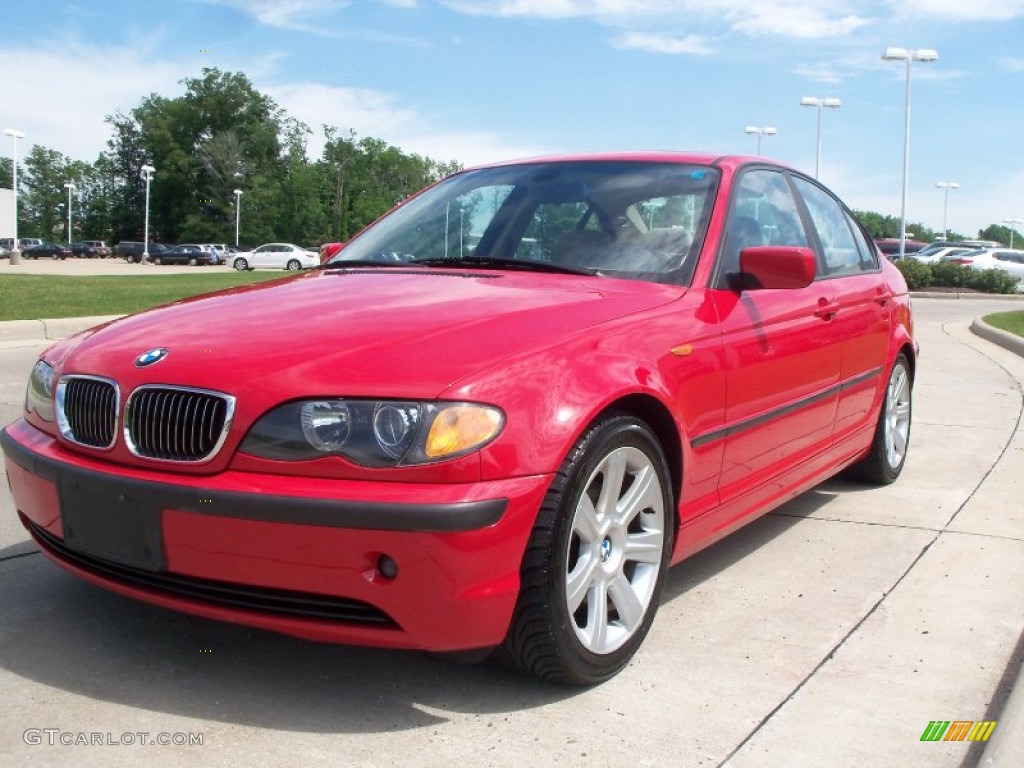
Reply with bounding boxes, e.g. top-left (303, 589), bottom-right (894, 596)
top-left (377, 554), bottom-right (398, 580)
